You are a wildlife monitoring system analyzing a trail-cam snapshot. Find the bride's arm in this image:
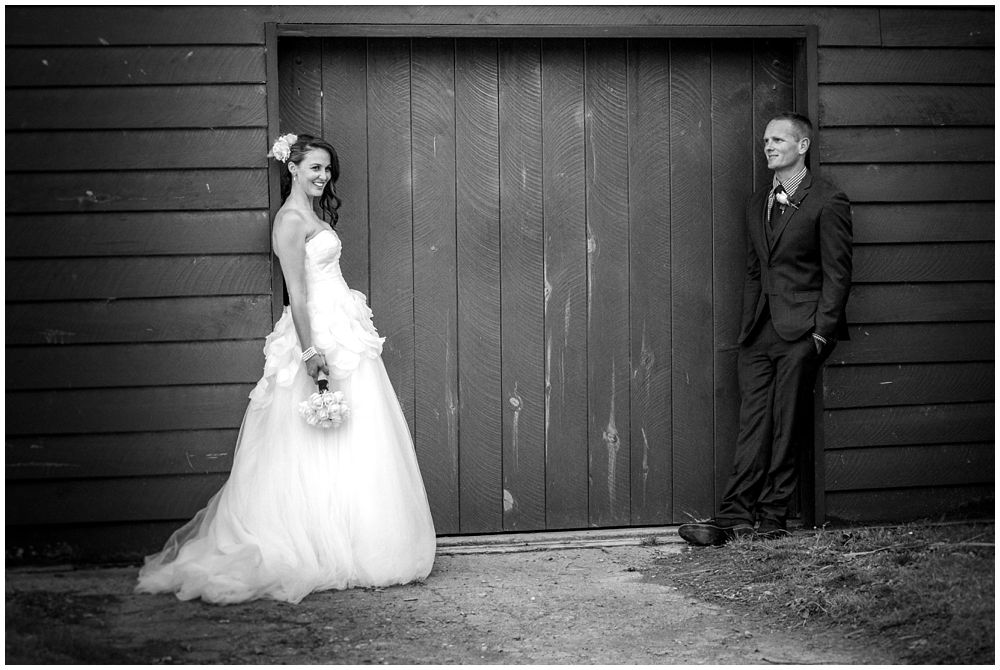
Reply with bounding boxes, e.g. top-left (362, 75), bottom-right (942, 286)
top-left (273, 212), bottom-right (329, 381)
